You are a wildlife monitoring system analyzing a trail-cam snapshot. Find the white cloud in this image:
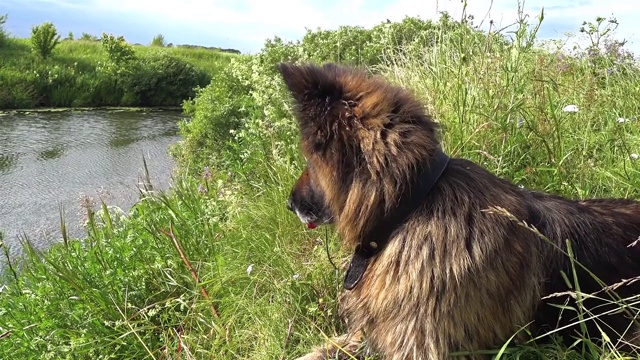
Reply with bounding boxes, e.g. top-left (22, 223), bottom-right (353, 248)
top-left (432, 1), bottom-right (640, 53)
top-left (4, 0), bottom-right (640, 53)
